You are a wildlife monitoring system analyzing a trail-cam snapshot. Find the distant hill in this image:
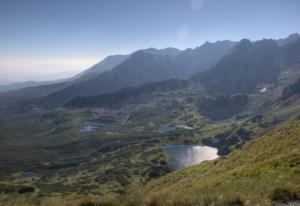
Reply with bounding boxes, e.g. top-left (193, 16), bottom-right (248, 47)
top-left (0, 81), bottom-right (60, 93)
top-left (0, 82), bottom-right (70, 98)
top-left (0, 79), bottom-right (16, 86)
